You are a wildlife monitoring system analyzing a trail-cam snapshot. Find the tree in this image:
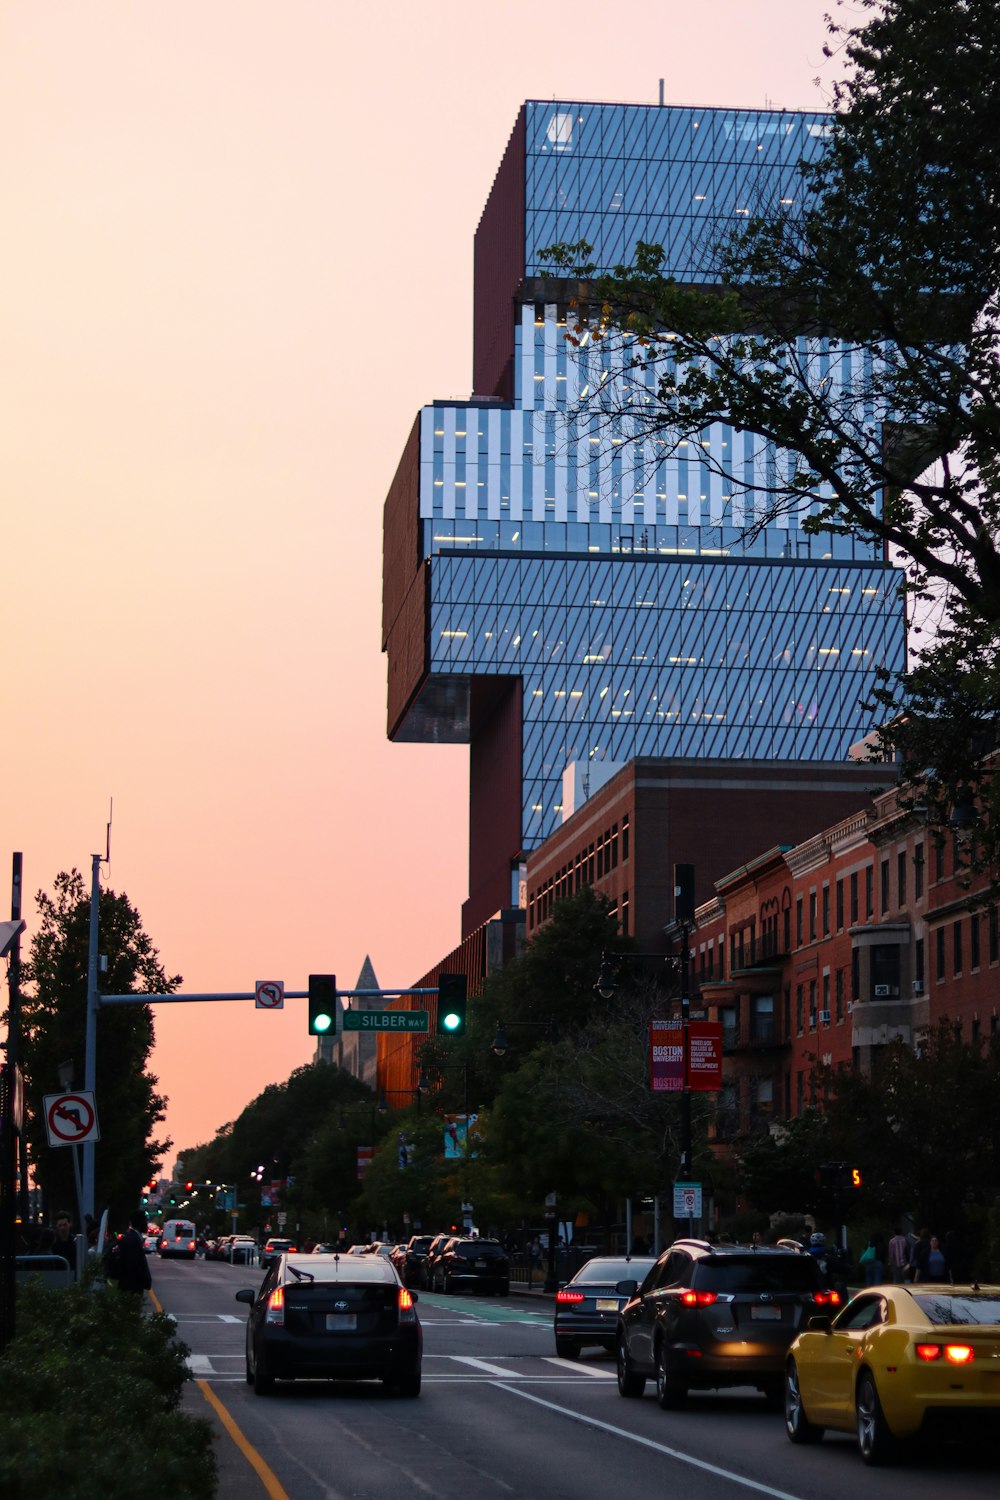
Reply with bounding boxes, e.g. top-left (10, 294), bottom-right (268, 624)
top-left (545, 0), bottom-right (1000, 870)
top-left (15, 870), bottom-right (174, 1225)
